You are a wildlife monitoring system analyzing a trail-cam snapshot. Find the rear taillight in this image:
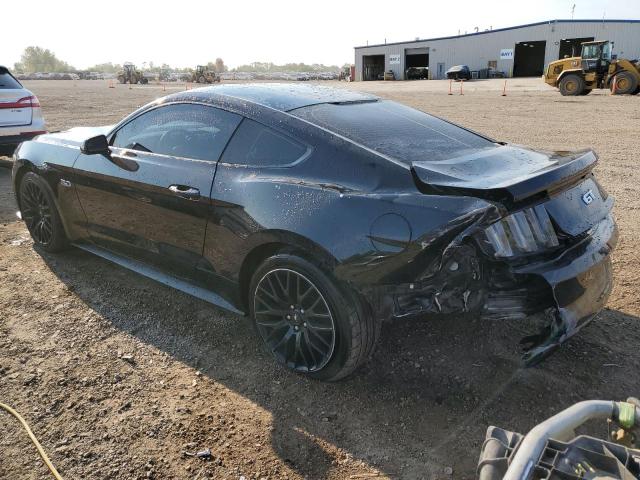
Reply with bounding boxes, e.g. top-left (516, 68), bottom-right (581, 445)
top-left (484, 205), bottom-right (559, 258)
top-left (17, 95), bottom-right (40, 108)
top-left (0, 95), bottom-right (40, 109)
